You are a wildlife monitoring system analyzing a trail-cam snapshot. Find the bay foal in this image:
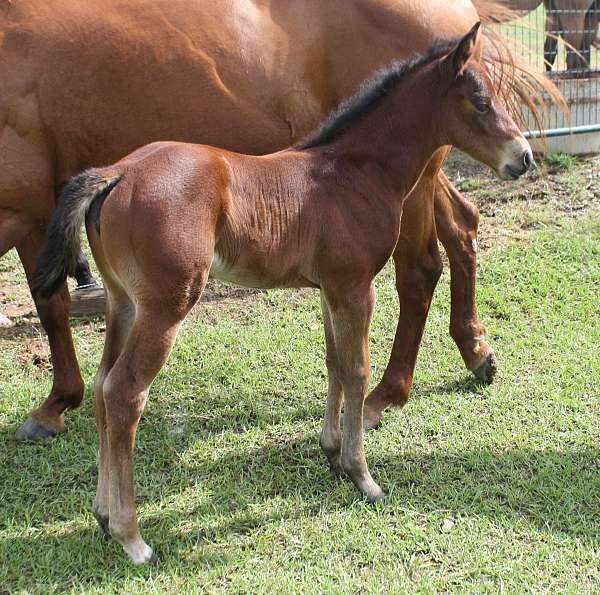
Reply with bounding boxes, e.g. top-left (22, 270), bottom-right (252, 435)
top-left (33, 24), bottom-right (532, 564)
